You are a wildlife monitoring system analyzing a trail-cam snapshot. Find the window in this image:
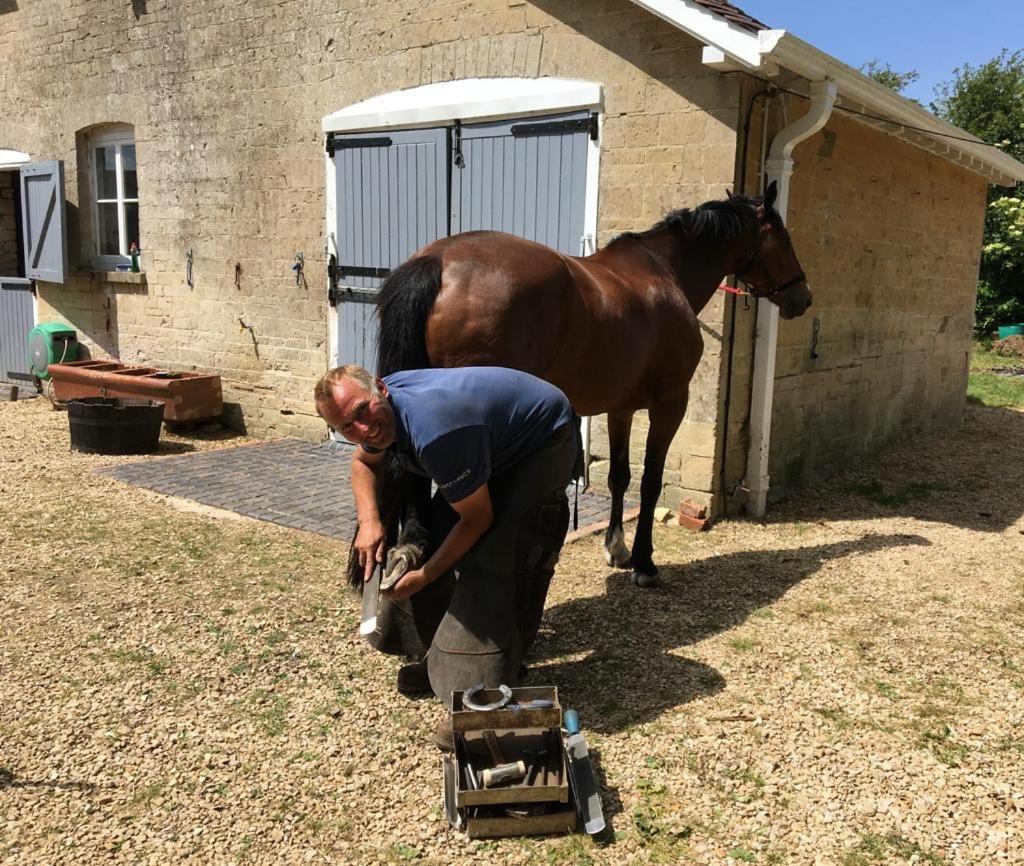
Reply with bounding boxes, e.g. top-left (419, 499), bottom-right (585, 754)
top-left (89, 129), bottom-right (139, 268)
